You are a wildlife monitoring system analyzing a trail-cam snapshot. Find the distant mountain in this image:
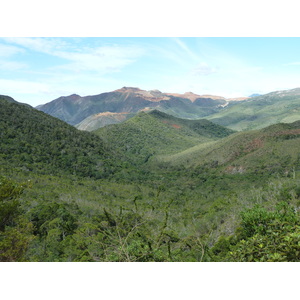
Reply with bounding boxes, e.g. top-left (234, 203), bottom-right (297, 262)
top-left (0, 96), bottom-right (121, 178)
top-left (37, 86), bottom-right (300, 132)
top-left (37, 87), bottom-right (229, 129)
top-left (207, 88), bottom-right (300, 131)
top-left (248, 93), bottom-right (261, 97)
top-left (94, 109), bottom-right (235, 165)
